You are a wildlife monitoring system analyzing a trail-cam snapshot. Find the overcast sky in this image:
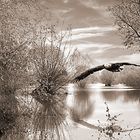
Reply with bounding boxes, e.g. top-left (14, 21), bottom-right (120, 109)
top-left (47, 0), bottom-right (140, 65)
